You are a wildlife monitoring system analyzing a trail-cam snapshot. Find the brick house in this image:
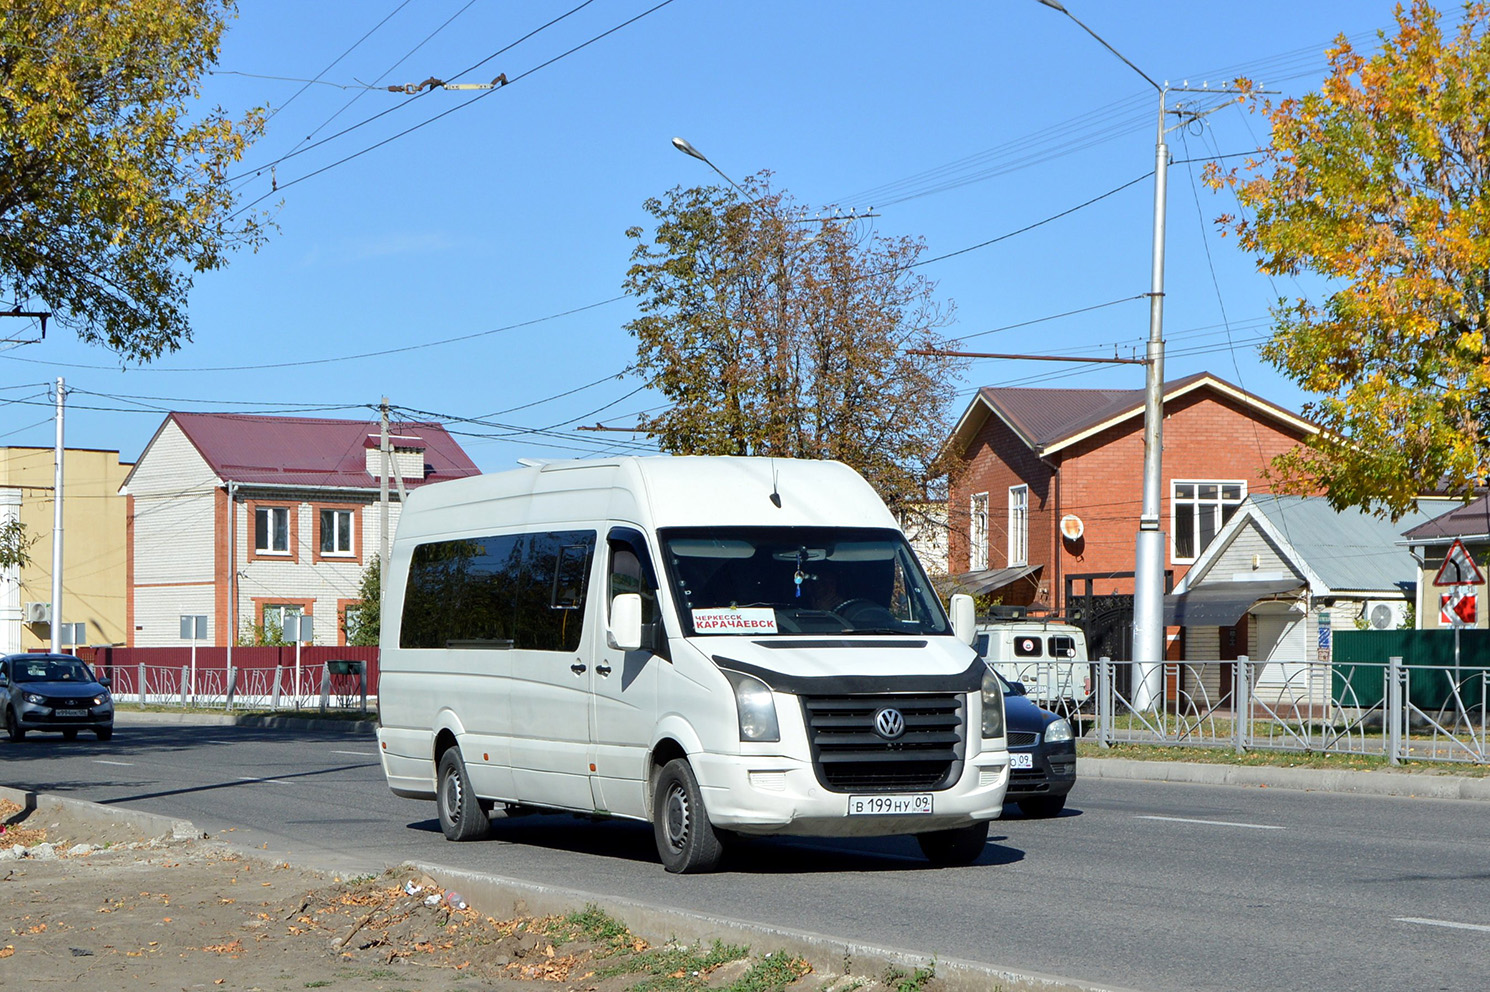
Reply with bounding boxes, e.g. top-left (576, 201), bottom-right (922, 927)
top-left (1401, 495), bottom-right (1490, 630)
top-left (944, 372), bottom-right (1317, 659)
top-left (120, 413), bottom-right (480, 648)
